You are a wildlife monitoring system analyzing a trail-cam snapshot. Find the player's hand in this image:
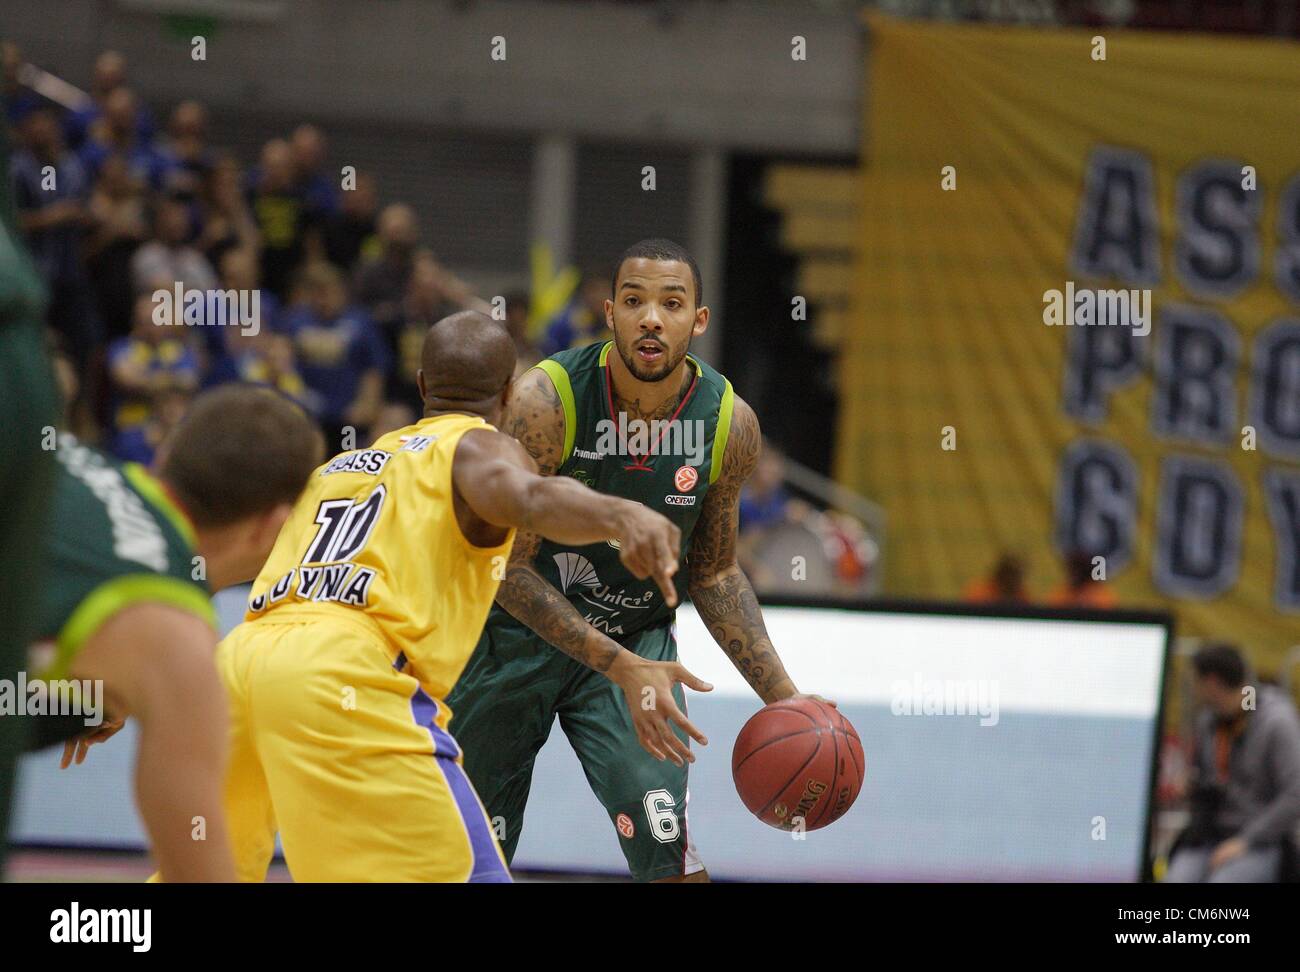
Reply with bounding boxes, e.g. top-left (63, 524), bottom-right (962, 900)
top-left (609, 652), bottom-right (712, 766)
top-left (59, 718), bottom-right (126, 768)
top-left (613, 504), bottom-right (682, 608)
